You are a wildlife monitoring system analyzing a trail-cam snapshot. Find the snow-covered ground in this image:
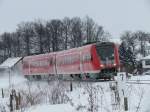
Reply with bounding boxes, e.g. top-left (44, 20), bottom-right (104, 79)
top-left (1, 74), bottom-right (150, 112)
top-left (128, 75), bottom-right (150, 112)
